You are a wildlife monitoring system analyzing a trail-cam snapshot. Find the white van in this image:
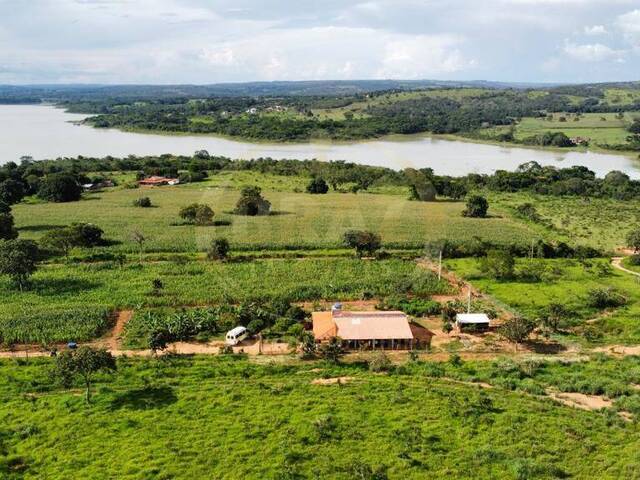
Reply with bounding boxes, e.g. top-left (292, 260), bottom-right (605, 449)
top-left (225, 326), bottom-right (248, 346)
